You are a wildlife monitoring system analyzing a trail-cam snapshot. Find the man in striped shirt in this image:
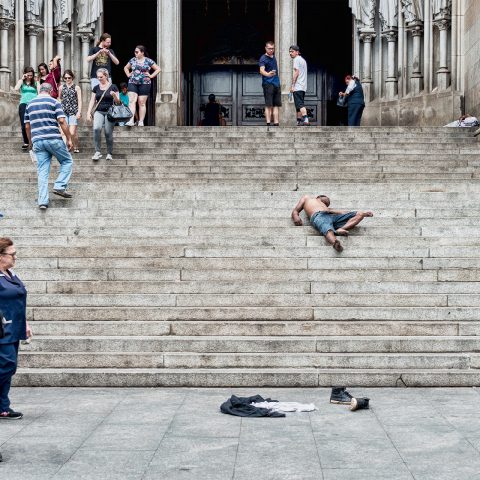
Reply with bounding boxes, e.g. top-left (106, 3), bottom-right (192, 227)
top-left (24, 83), bottom-right (74, 210)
